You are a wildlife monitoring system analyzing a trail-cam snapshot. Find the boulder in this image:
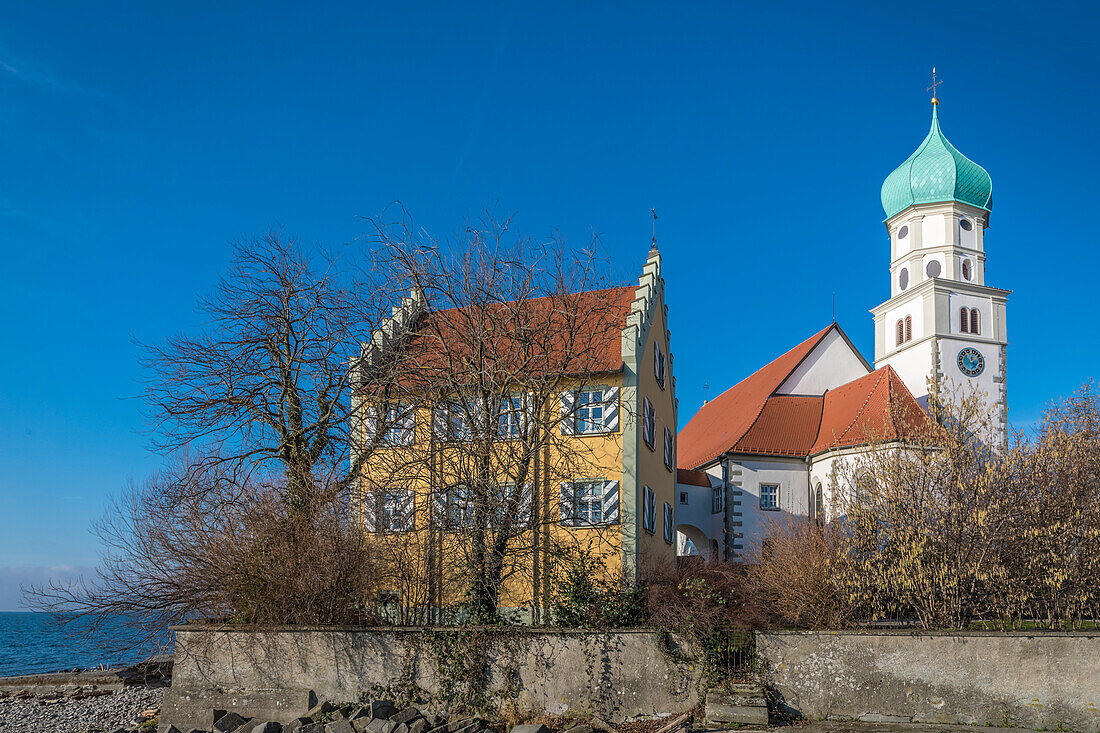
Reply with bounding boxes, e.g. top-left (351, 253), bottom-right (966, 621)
top-left (307, 701), bottom-right (338, 719)
top-left (390, 707), bottom-right (422, 725)
top-left (215, 712), bottom-right (253, 732)
top-left (252, 723), bottom-right (283, 733)
top-left (327, 721), bottom-right (357, 733)
top-left (368, 700), bottom-right (397, 719)
top-left (366, 718), bottom-right (390, 733)
top-left (509, 726), bottom-right (549, 733)
top-left (408, 718), bottom-right (429, 733)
